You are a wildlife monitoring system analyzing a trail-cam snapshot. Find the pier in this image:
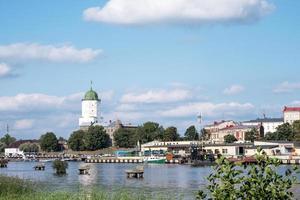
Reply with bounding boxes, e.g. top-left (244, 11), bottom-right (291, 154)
top-left (85, 157), bottom-right (144, 164)
top-left (125, 166), bottom-right (144, 178)
top-left (34, 163), bottom-right (45, 171)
